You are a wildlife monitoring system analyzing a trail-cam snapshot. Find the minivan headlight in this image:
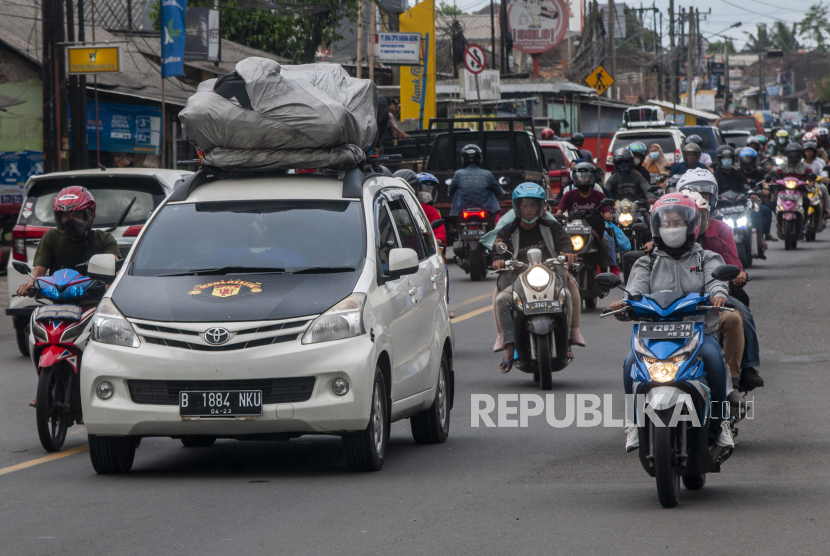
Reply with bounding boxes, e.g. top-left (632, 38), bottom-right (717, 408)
top-left (302, 293), bottom-right (366, 344)
top-left (91, 298), bottom-right (140, 348)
